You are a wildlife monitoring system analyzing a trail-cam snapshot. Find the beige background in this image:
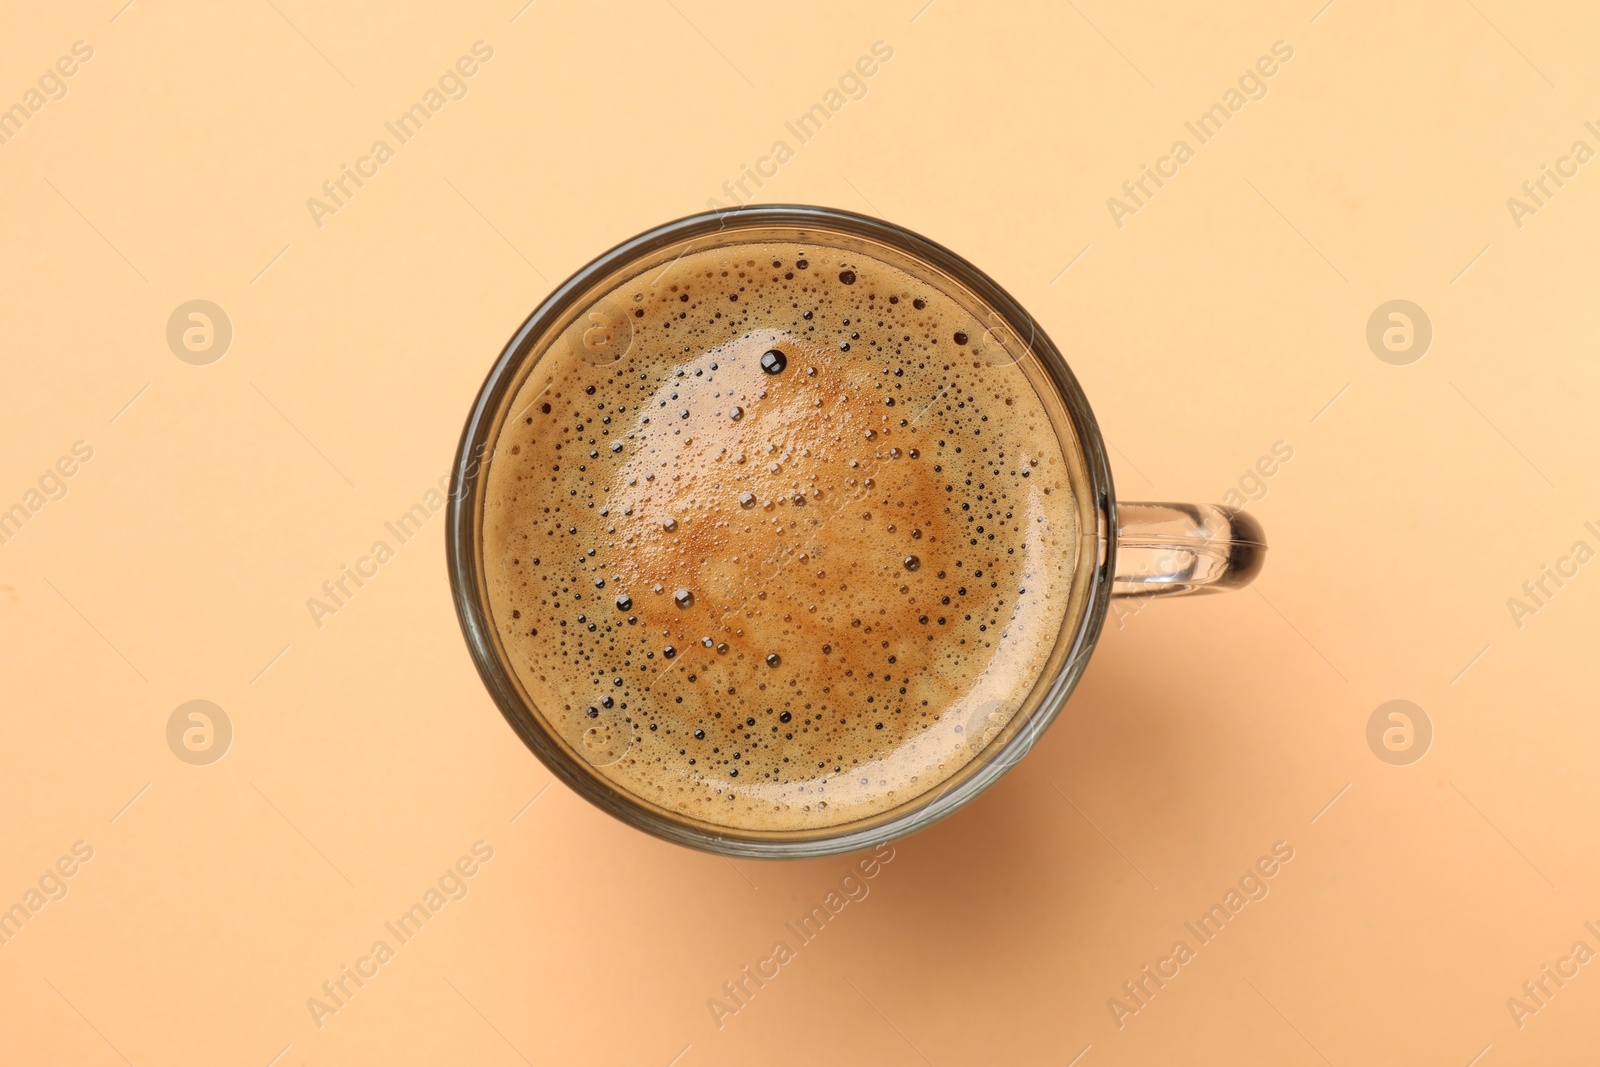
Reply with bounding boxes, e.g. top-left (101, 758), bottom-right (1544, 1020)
top-left (2, 1), bottom-right (1598, 1063)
